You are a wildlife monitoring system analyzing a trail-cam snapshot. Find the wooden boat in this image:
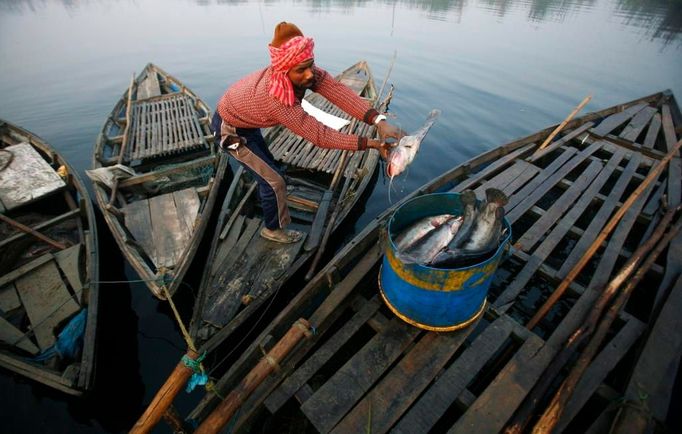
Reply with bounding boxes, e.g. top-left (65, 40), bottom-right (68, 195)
top-left (184, 90), bottom-right (682, 433)
top-left (188, 61), bottom-right (384, 350)
top-left (0, 119), bottom-right (98, 395)
top-left (92, 63), bottom-right (228, 299)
